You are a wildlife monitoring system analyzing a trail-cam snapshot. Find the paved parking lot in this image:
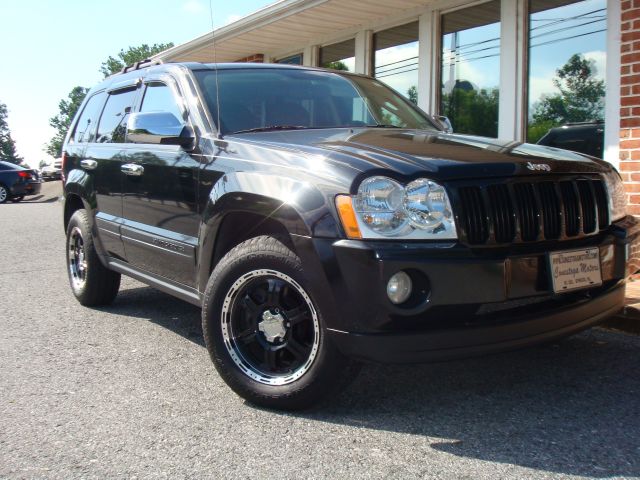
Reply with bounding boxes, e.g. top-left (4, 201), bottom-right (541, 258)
top-left (1, 181), bottom-right (640, 479)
